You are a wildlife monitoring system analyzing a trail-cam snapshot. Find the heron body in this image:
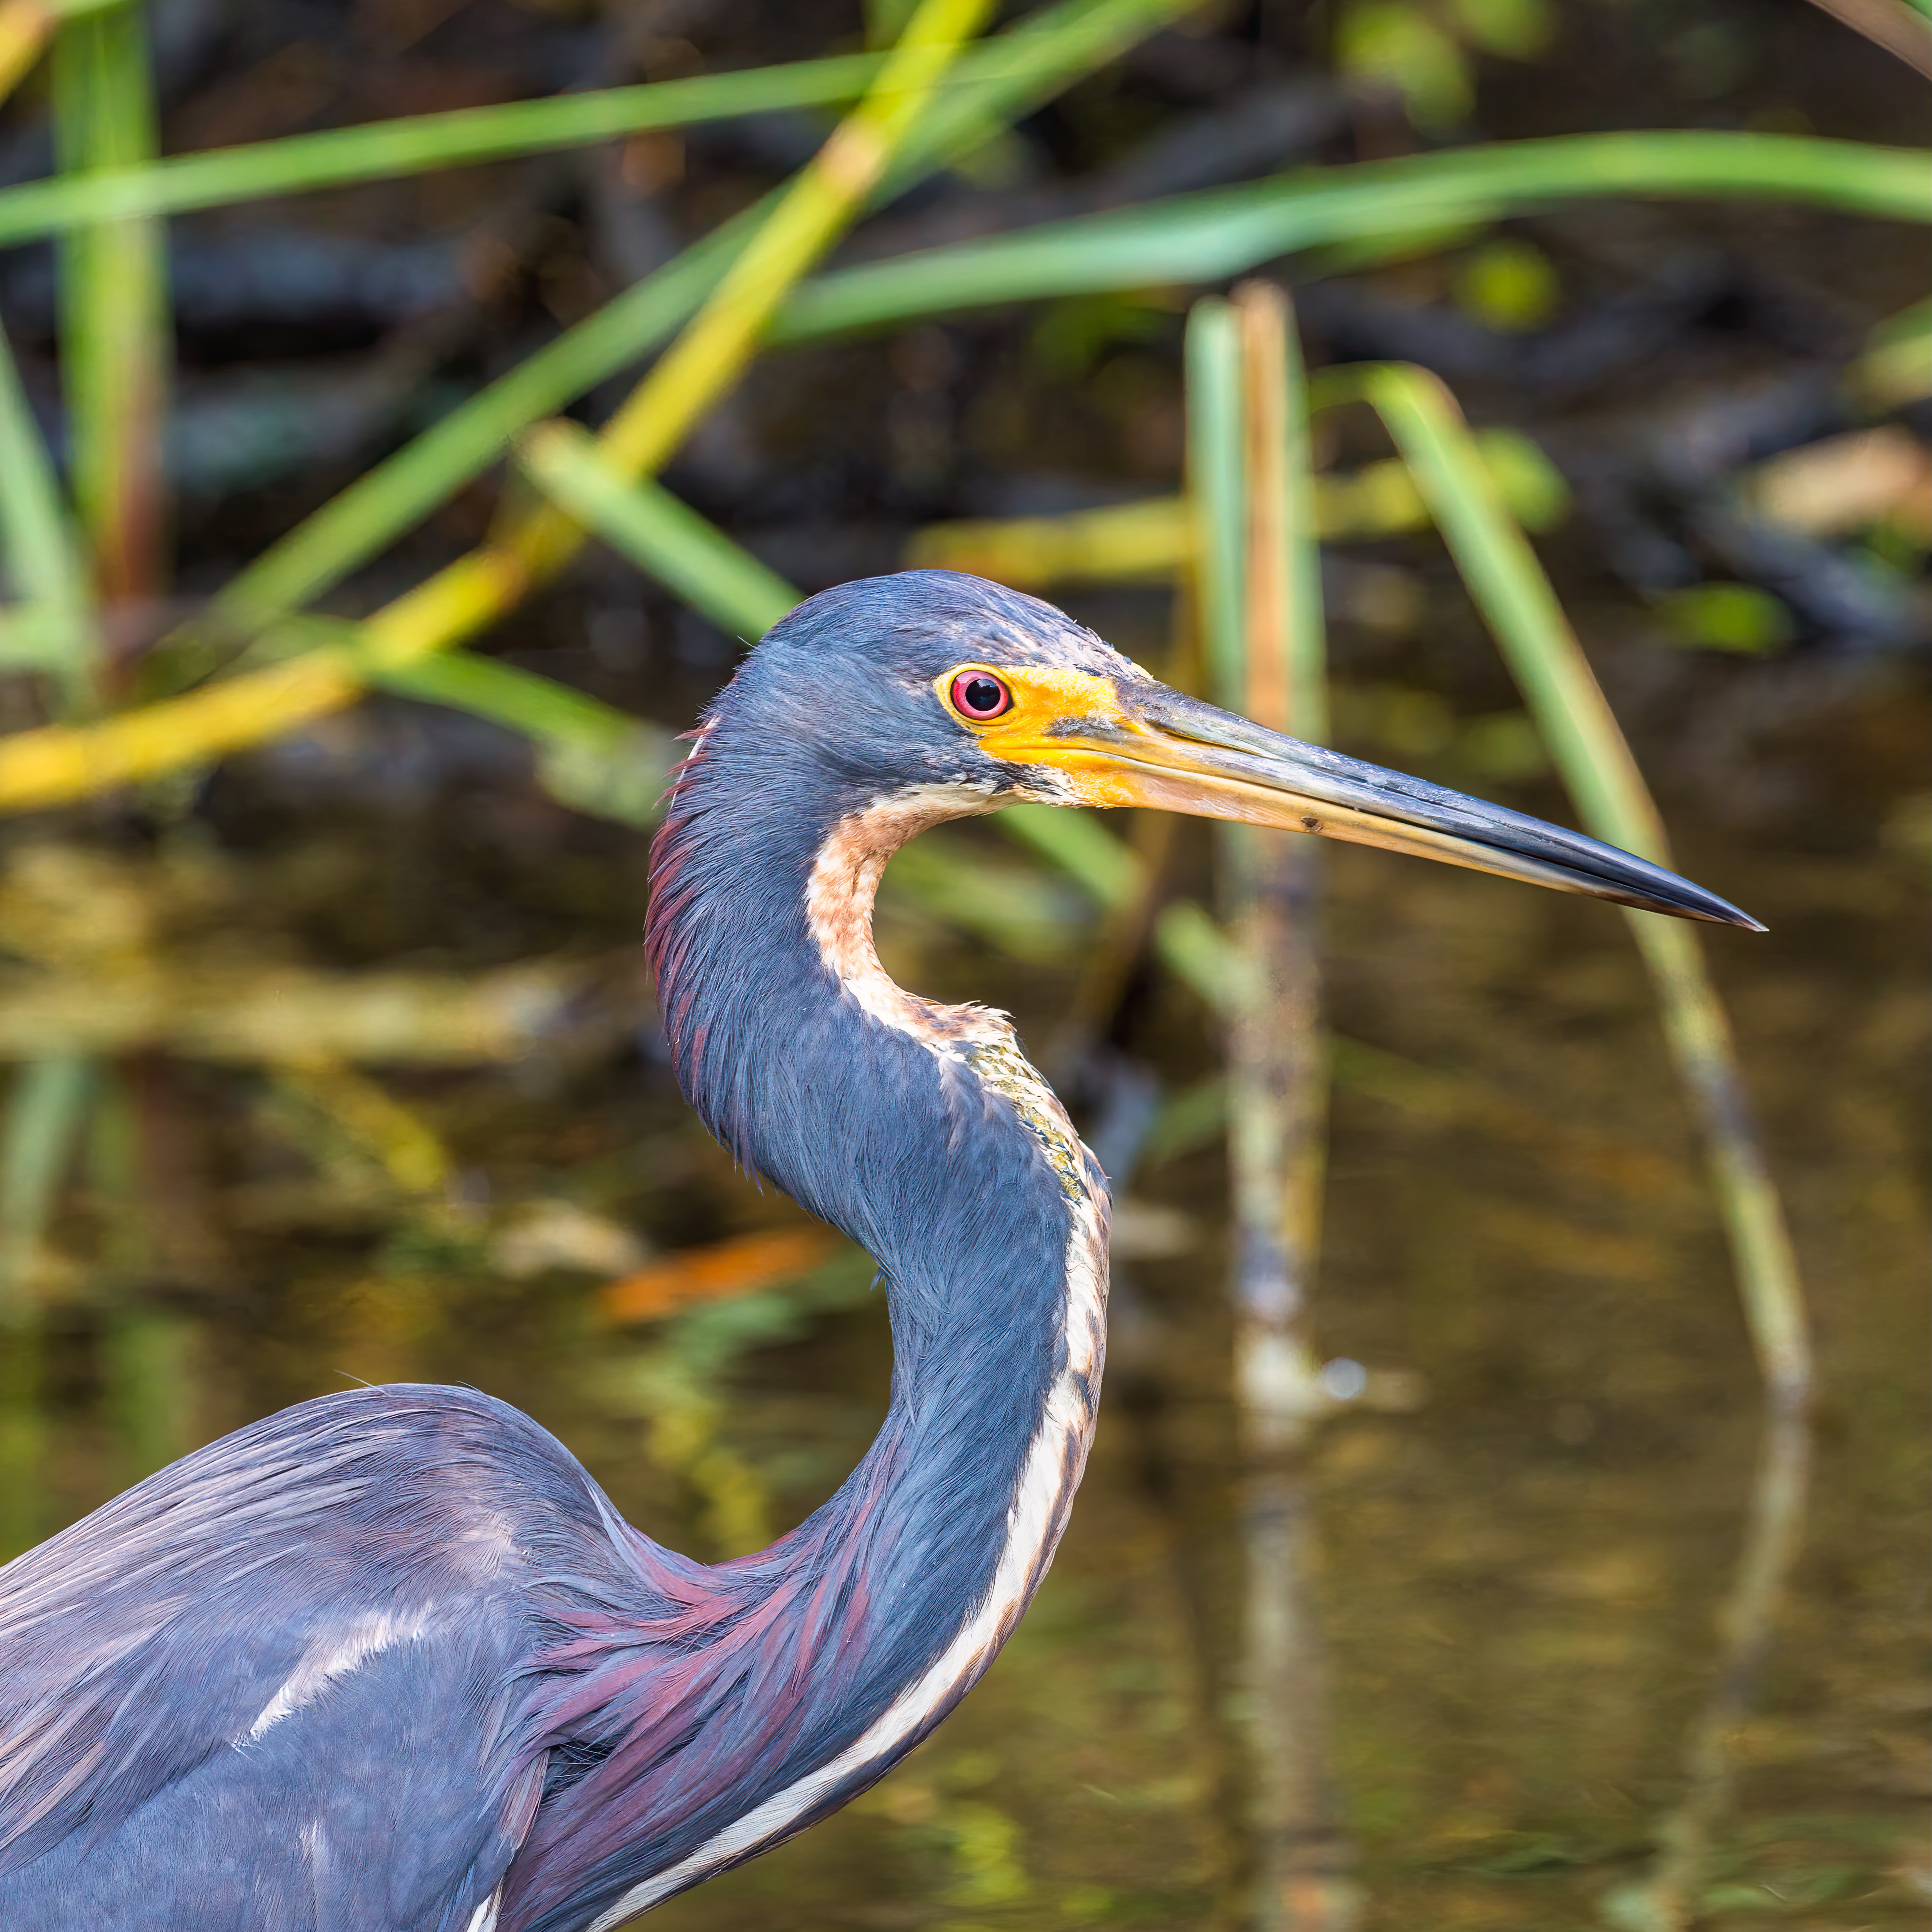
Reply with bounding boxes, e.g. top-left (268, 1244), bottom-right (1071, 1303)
top-left (0, 573), bottom-right (1755, 1929)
